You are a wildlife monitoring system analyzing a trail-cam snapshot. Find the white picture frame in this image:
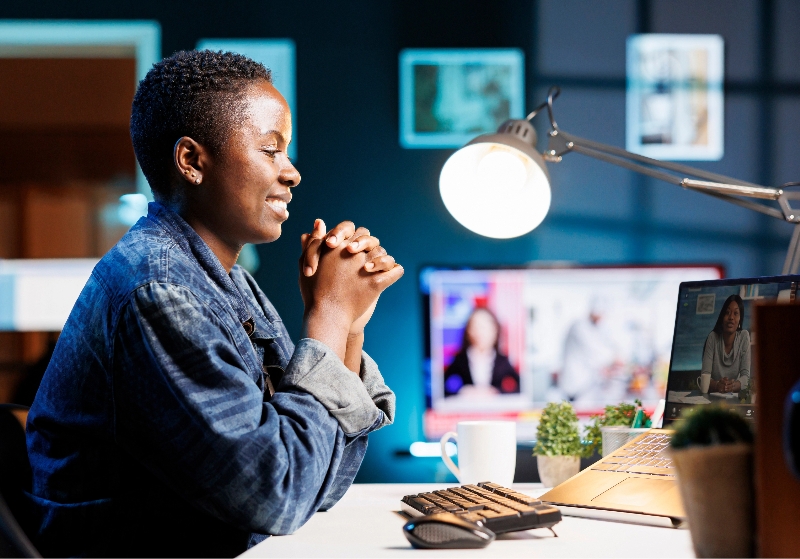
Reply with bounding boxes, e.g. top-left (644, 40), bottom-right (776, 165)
top-left (626, 34), bottom-right (724, 161)
top-left (399, 49), bottom-right (524, 149)
top-left (197, 39), bottom-right (297, 160)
